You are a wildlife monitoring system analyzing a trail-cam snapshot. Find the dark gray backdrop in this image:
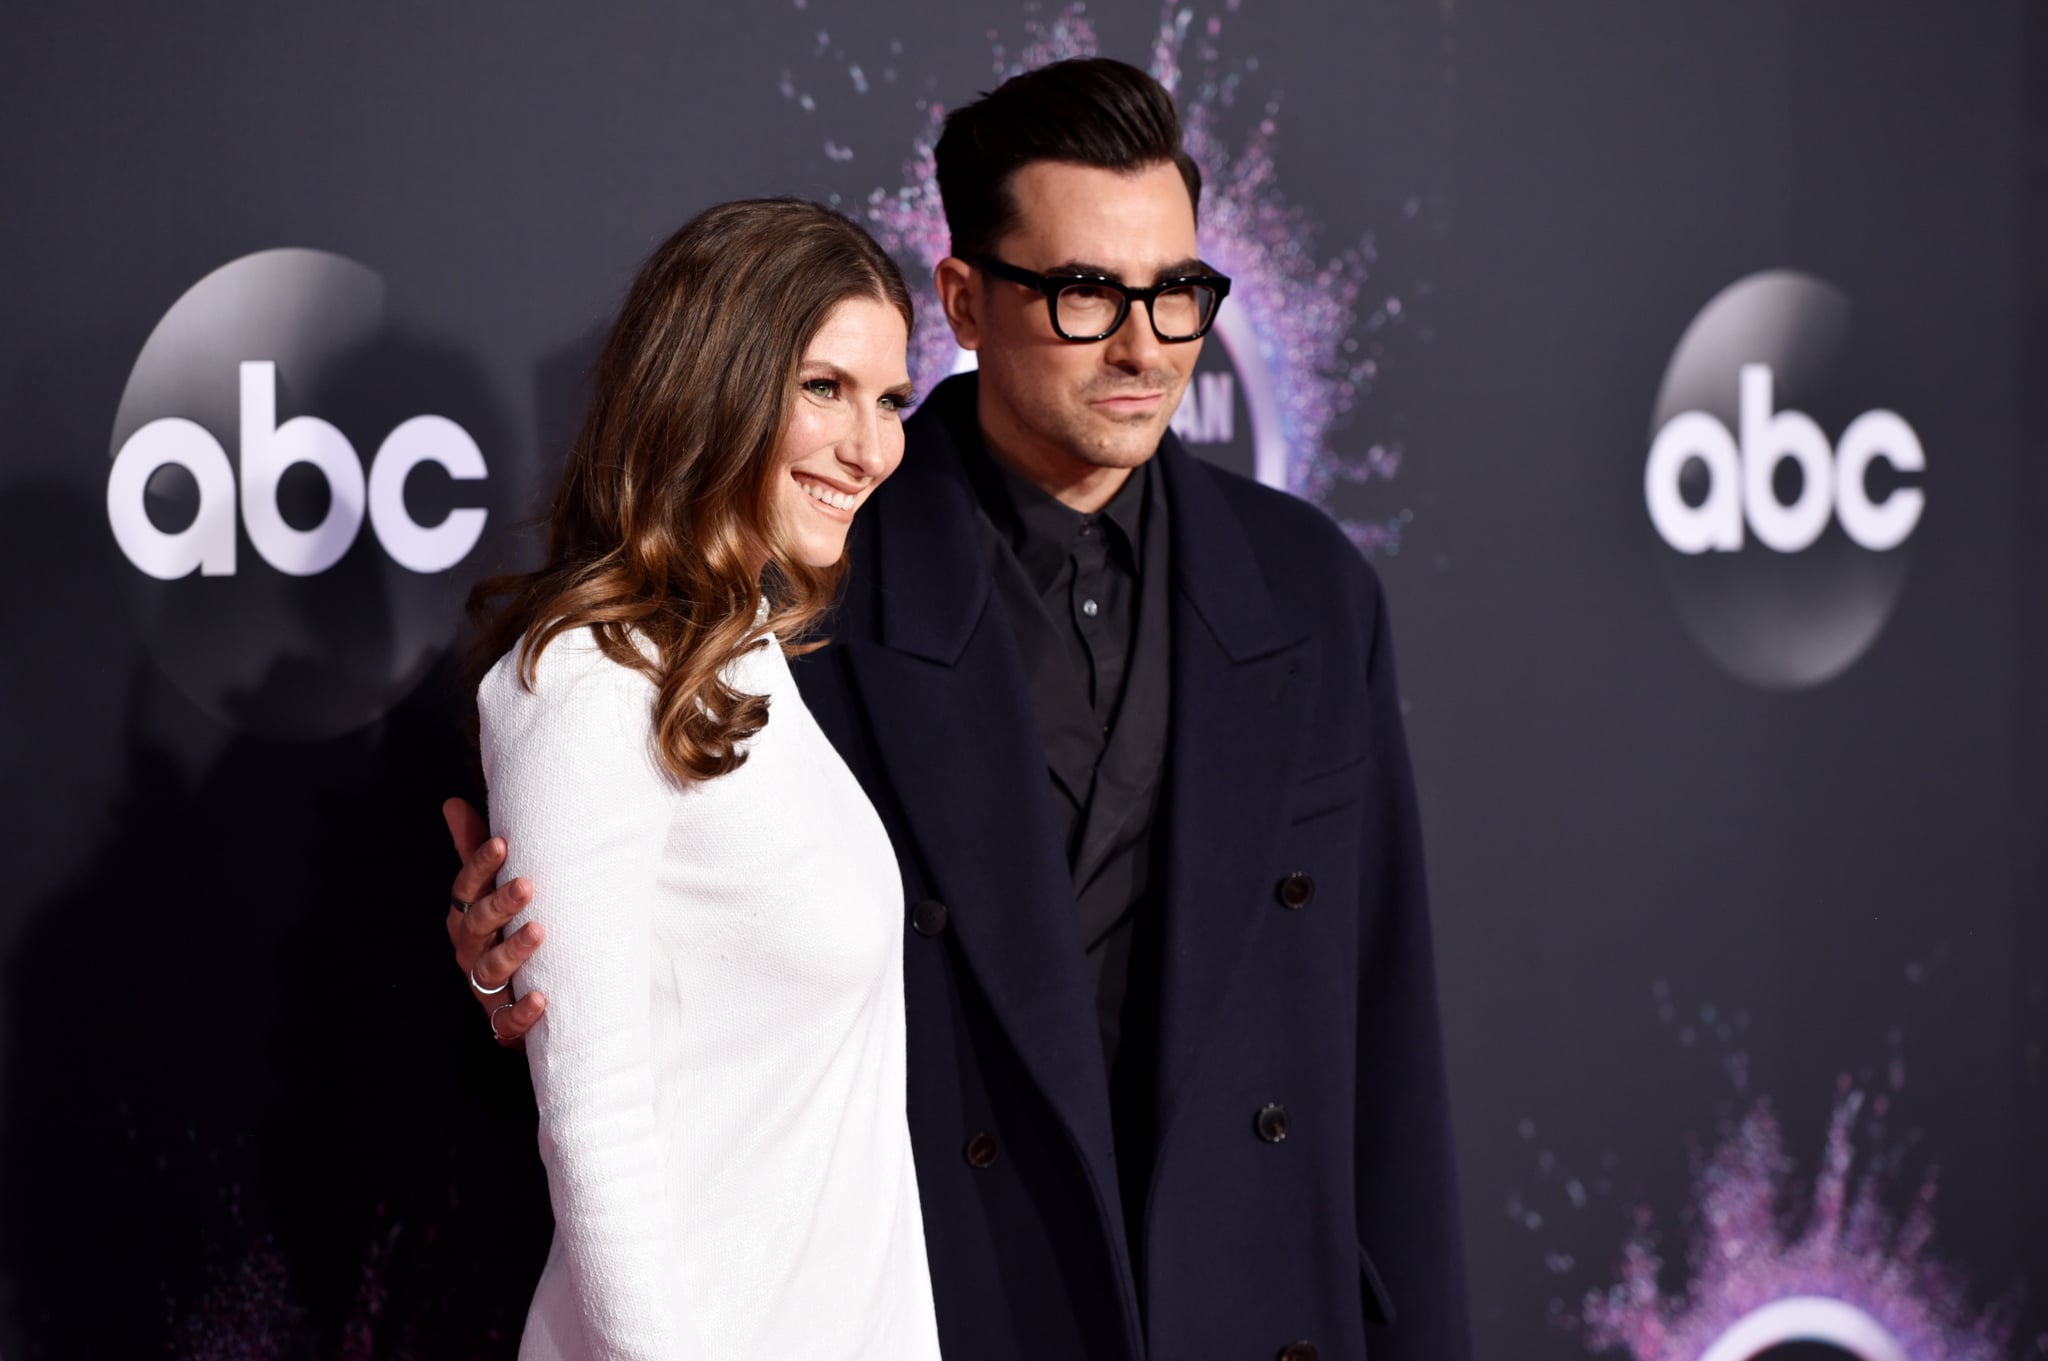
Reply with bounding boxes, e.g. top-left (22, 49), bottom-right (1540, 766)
top-left (1, 3), bottom-right (2040, 1358)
